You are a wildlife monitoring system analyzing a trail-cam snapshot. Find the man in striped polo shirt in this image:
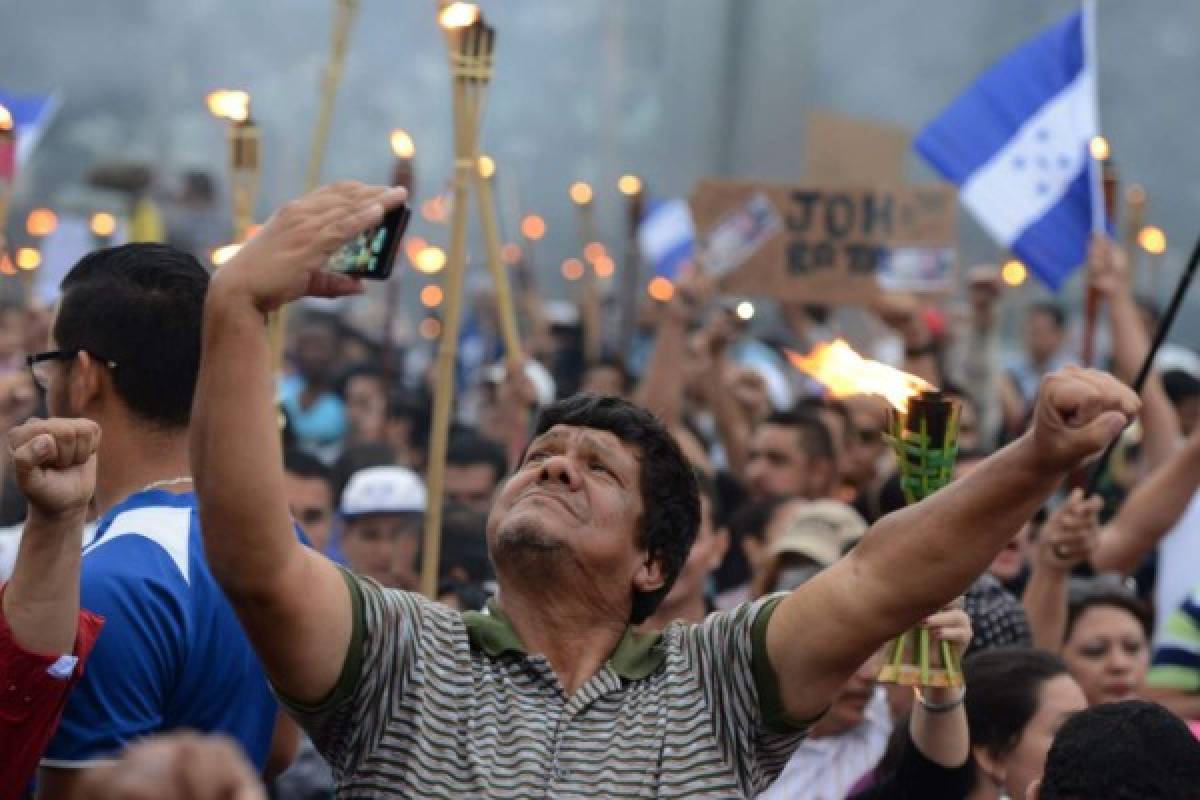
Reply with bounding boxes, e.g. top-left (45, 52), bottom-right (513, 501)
top-left (191, 182), bottom-right (1140, 798)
